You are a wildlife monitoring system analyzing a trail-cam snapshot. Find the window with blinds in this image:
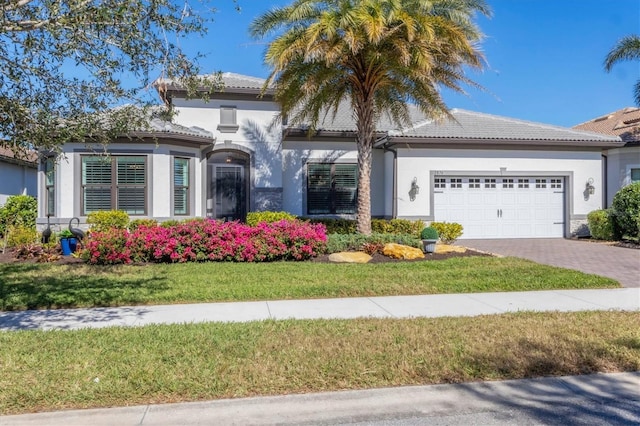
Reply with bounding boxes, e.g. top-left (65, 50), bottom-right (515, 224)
top-left (82, 156), bottom-right (147, 215)
top-left (44, 157), bottom-right (55, 216)
top-left (174, 158), bottom-right (189, 215)
top-left (307, 163), bottom-right (357, 214)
